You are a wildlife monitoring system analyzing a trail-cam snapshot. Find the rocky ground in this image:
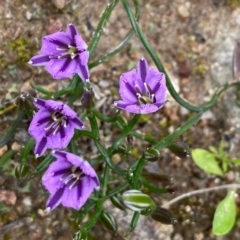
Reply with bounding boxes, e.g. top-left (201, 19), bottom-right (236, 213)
top-left (1, 0), bottom-right (240, 239)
